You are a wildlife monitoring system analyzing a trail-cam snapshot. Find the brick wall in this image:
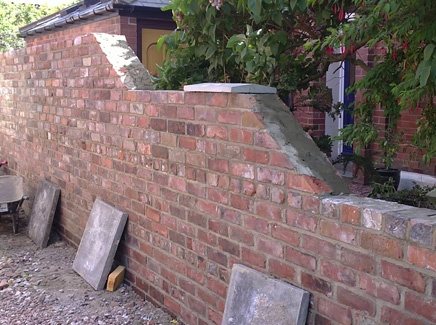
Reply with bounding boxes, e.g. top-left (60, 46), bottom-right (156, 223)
top-left (1, 33), bottom-right (436, 325)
